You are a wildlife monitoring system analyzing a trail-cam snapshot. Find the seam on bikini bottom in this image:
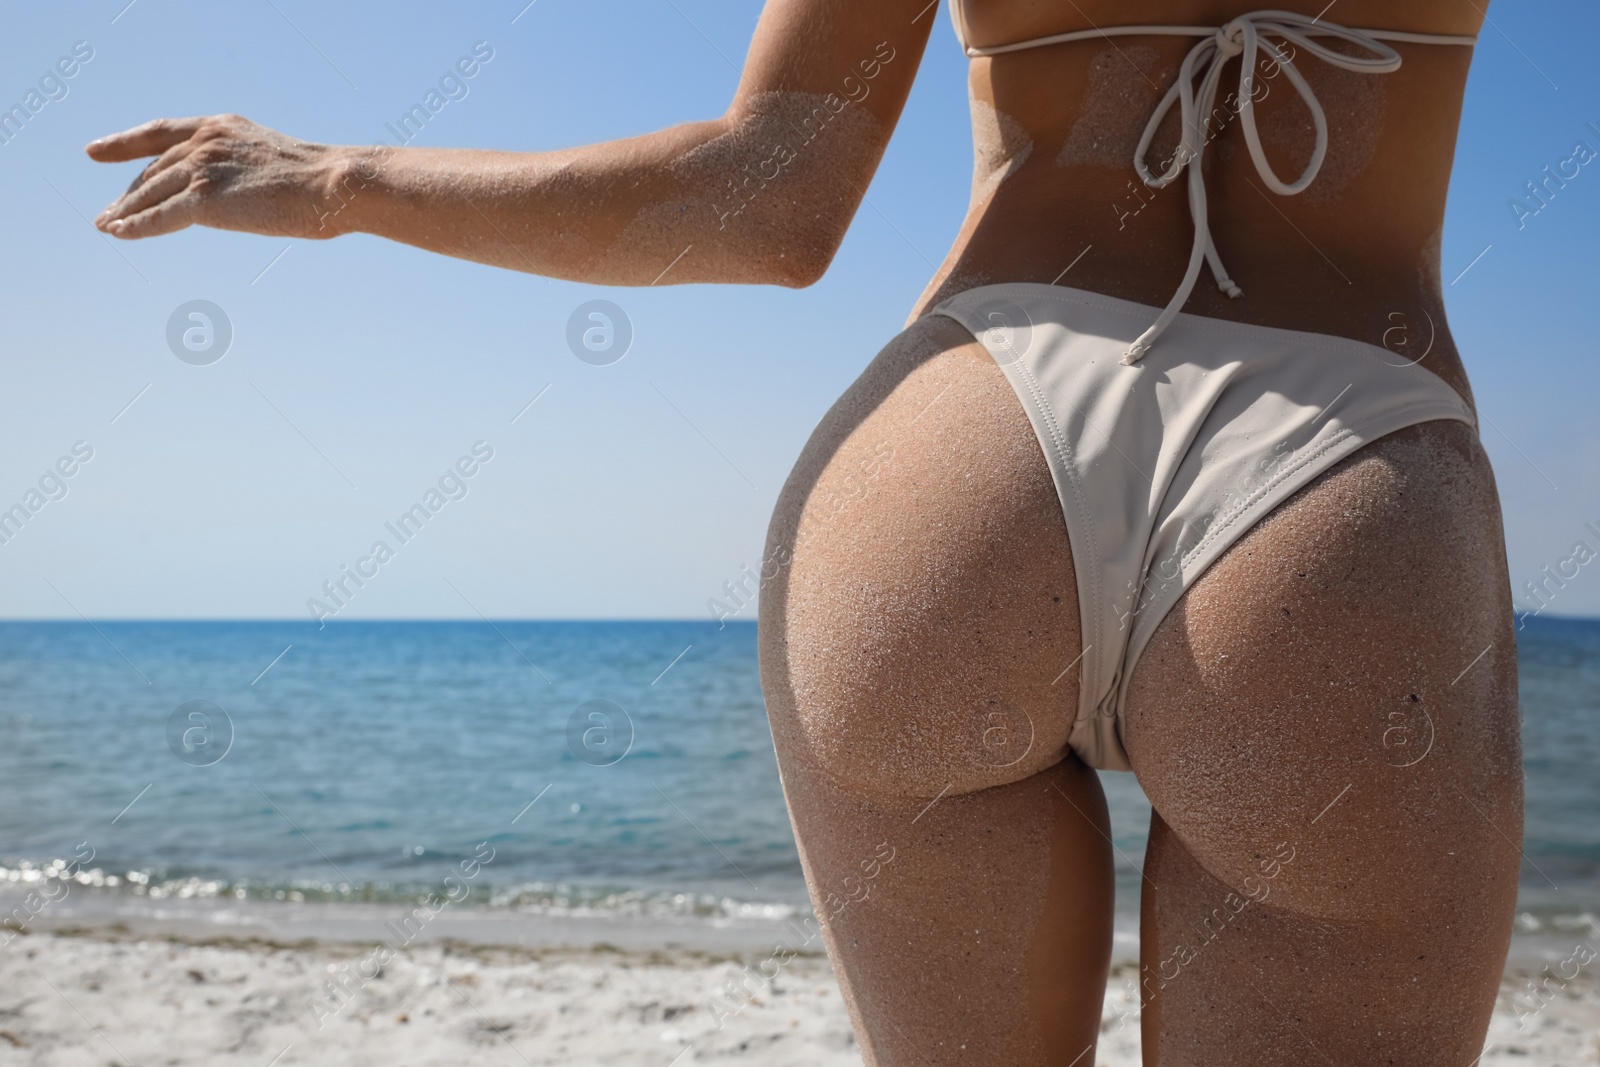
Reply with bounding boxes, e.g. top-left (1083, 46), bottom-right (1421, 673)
top-left (928, 299), bottom-right (1478, 765)
top-left (1115, 403), bottom-right (1478, 742)
top-left (927, 307), bottom-right (1105, 729)
top-left (1013, 357), bottom-right (1103, 702)
top-left (1101, 403), bottom-right (1476, 771)
top-left (1178, 402), bottom-right (1475, 572)
top-left (1178, 428), bottom-right (1357, 569)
